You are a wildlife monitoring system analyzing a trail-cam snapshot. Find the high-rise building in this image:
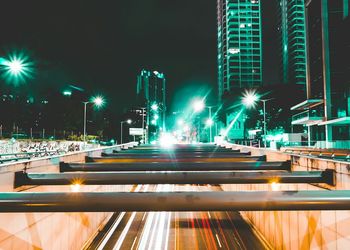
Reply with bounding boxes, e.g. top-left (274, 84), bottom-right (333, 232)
top-left (136, 69), bottom-right (166, 143)
top-left (217, 0), bottom-right (262, 101)
top-left (291, 0), bottom-right (350, 147)
top-left (277, 0), bottom-right (307, 86)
